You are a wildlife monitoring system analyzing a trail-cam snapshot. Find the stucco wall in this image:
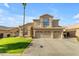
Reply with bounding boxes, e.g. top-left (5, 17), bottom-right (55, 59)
top-left (76, 29), bottom-right (79, 37)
